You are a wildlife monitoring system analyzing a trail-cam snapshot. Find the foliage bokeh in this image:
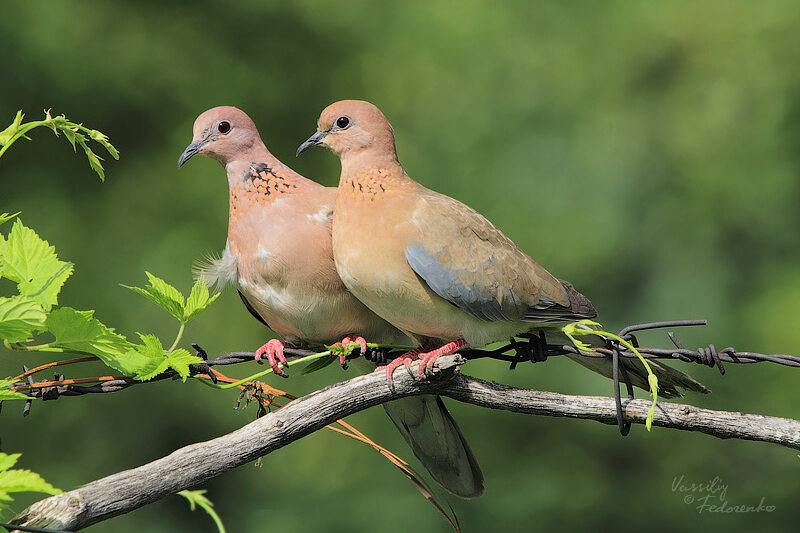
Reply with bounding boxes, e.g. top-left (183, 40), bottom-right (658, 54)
top-left (2, 1), bottom-right (799, 530)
